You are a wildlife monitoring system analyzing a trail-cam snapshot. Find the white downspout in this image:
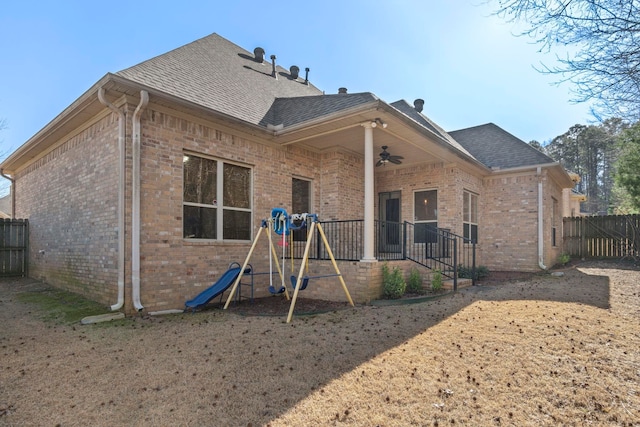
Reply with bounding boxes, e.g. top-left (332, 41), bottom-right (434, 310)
top-left (537, 167), bottom-right (547, 270)
top-left (132, 91), bottom-right (149, 311)
top-left (361, 122), bottom-right (376, 262)
top-left (97, 88), bottom-right (126, 311)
